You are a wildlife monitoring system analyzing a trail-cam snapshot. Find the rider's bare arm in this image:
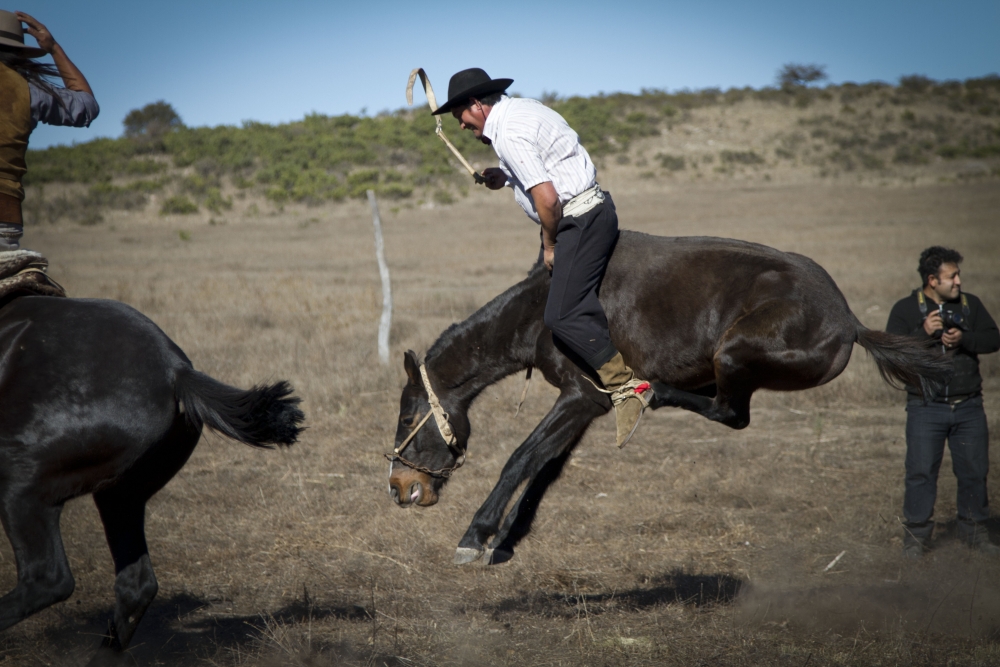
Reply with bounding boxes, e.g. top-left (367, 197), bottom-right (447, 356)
top-left (16, 12), bottom-right (93, 96)
top-left (530, 181), bottom-right (561, 270)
